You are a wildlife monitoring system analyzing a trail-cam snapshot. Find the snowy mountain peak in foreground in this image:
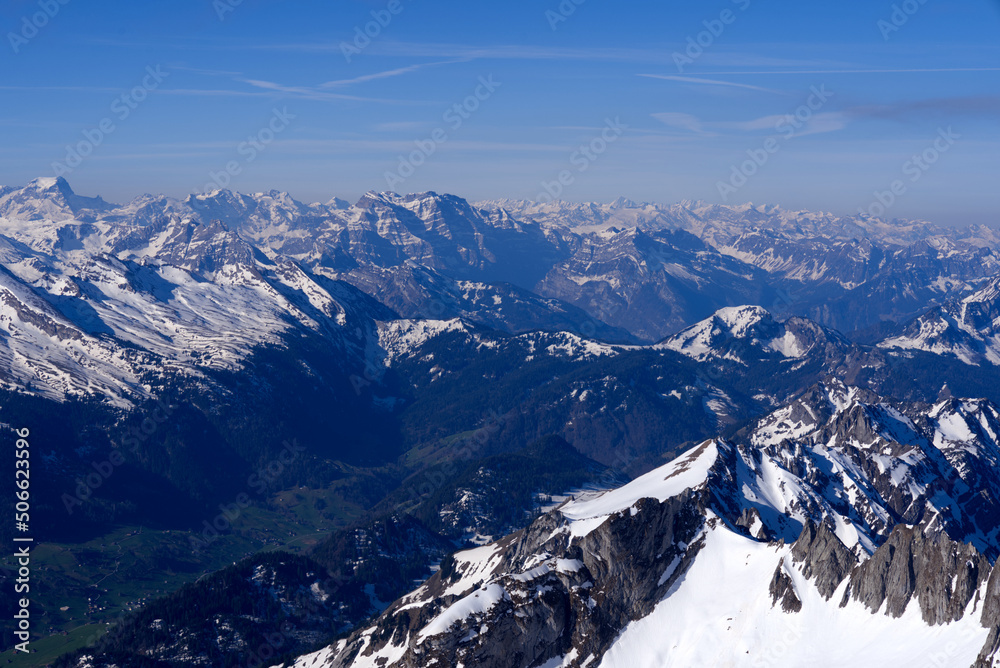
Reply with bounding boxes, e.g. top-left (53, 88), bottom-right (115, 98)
top-left (284, 383), bottom-right (1000, 668)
